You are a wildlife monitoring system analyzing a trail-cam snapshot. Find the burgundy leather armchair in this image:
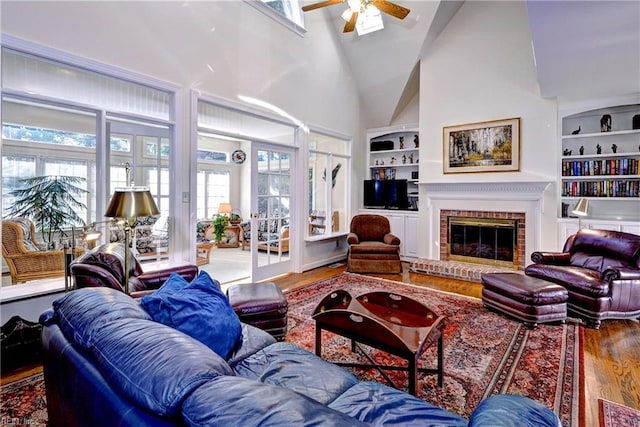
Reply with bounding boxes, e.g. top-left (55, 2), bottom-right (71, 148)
top-left (70, 243), bottom-right (198, 296)
top-left (346, 214), bottom-right (401, 274)
top-left (525, 228), bottom-right (640, 328)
